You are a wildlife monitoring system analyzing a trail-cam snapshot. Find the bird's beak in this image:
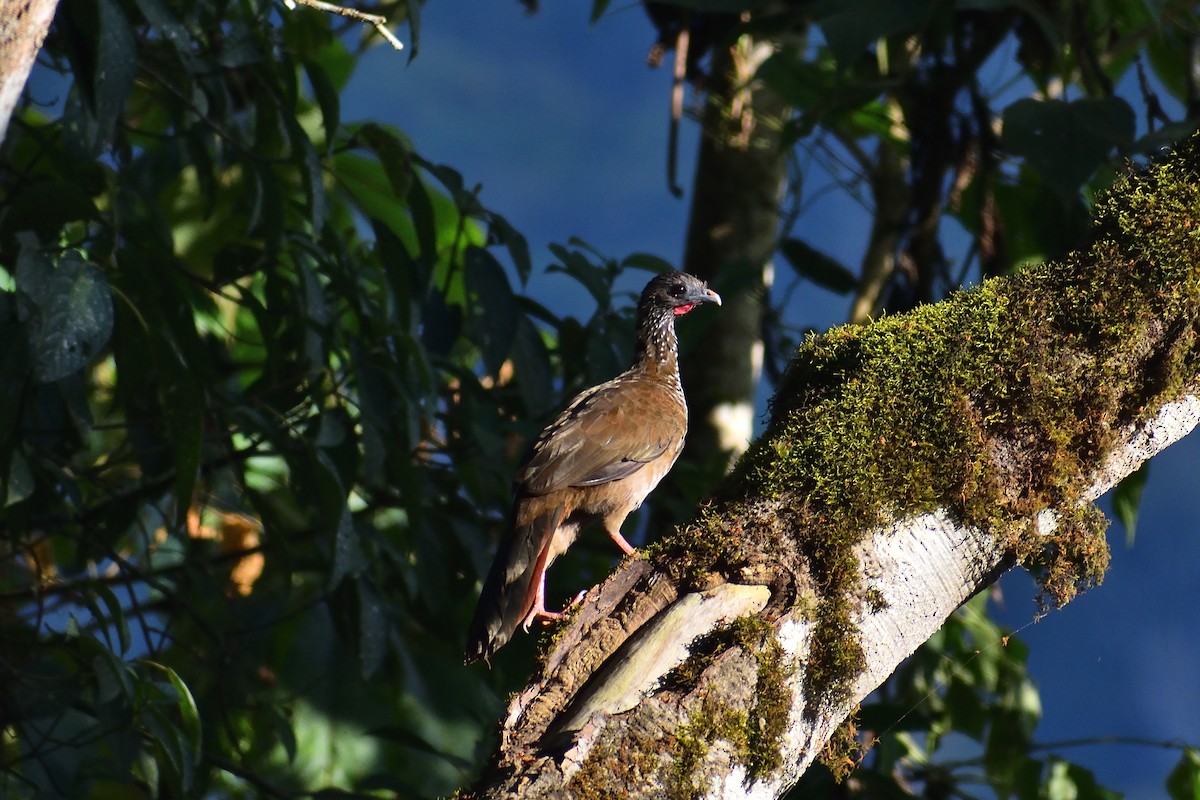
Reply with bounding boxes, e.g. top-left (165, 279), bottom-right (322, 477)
top-left (698, 287), bottom-right (722, 306)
